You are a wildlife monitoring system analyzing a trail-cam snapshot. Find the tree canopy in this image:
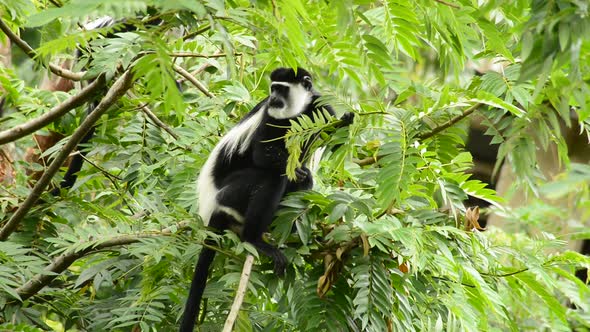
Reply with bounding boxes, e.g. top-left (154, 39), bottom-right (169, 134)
top-left (0, 0), bottom-right (589, 331)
